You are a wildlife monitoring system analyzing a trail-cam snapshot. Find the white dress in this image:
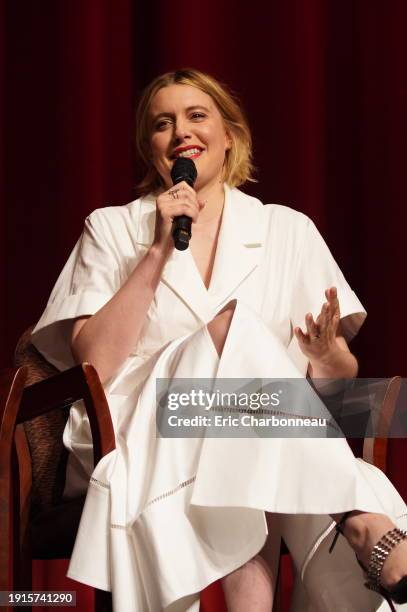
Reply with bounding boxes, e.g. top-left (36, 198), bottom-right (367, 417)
top-left (31, 184), bottom-right (407, 612)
